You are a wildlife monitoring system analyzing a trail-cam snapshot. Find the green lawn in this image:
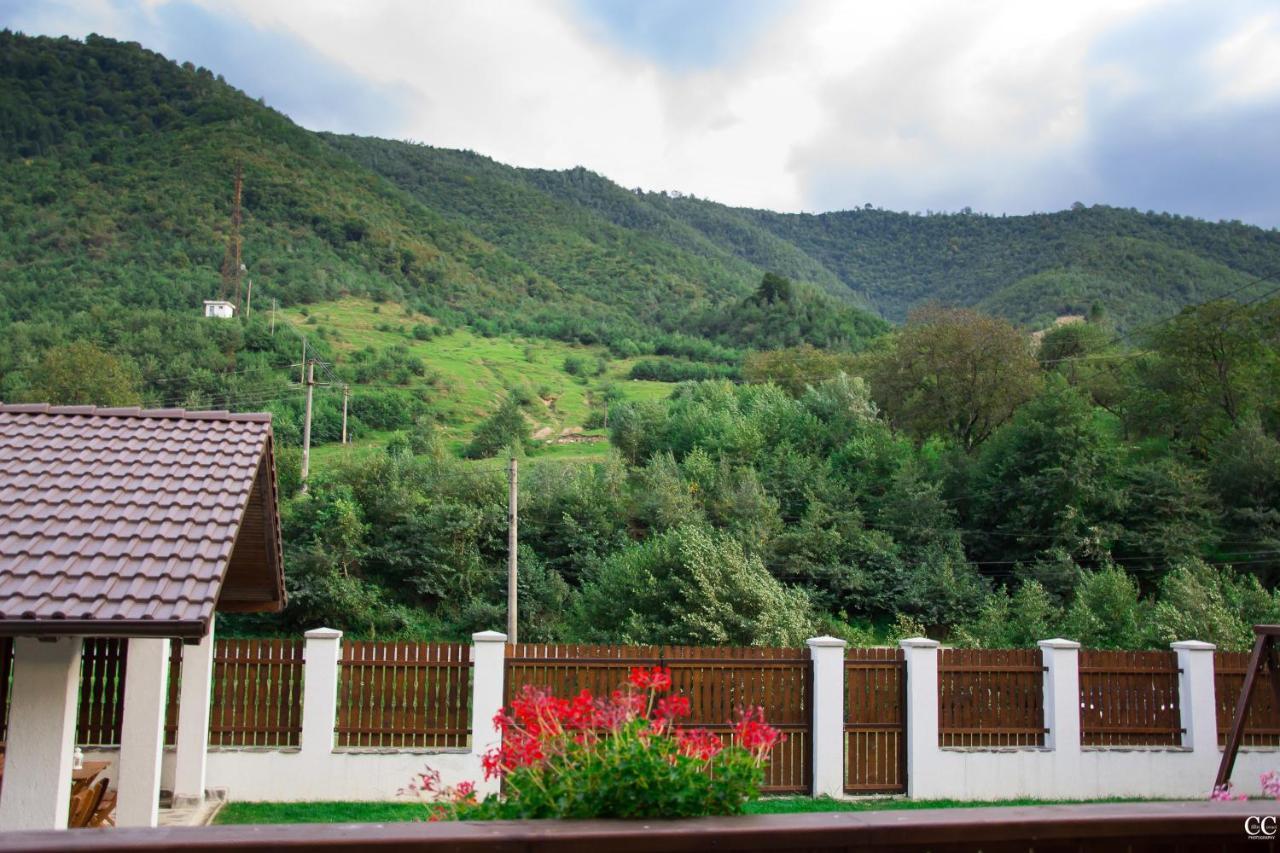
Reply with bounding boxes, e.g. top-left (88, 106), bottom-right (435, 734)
top-left (215, 796), bottom-right (1169, 825)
